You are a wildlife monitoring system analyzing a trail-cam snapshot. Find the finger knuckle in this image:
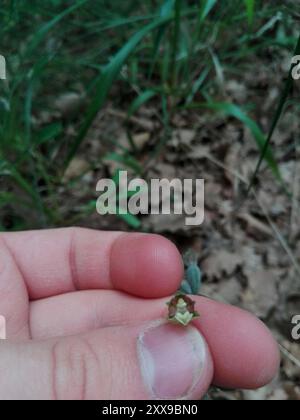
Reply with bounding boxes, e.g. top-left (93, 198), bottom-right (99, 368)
top-left (51, 336), bottom-right (101, 400)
